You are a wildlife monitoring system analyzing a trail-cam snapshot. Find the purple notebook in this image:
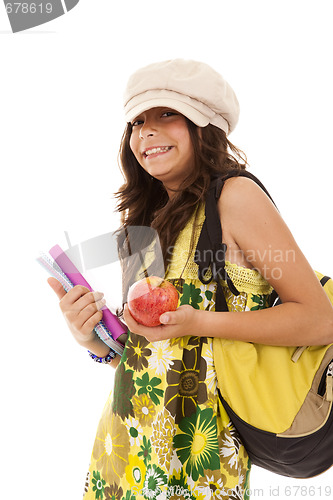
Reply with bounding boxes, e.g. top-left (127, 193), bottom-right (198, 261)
top-left (48, 244), bottom-right (127, 345)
